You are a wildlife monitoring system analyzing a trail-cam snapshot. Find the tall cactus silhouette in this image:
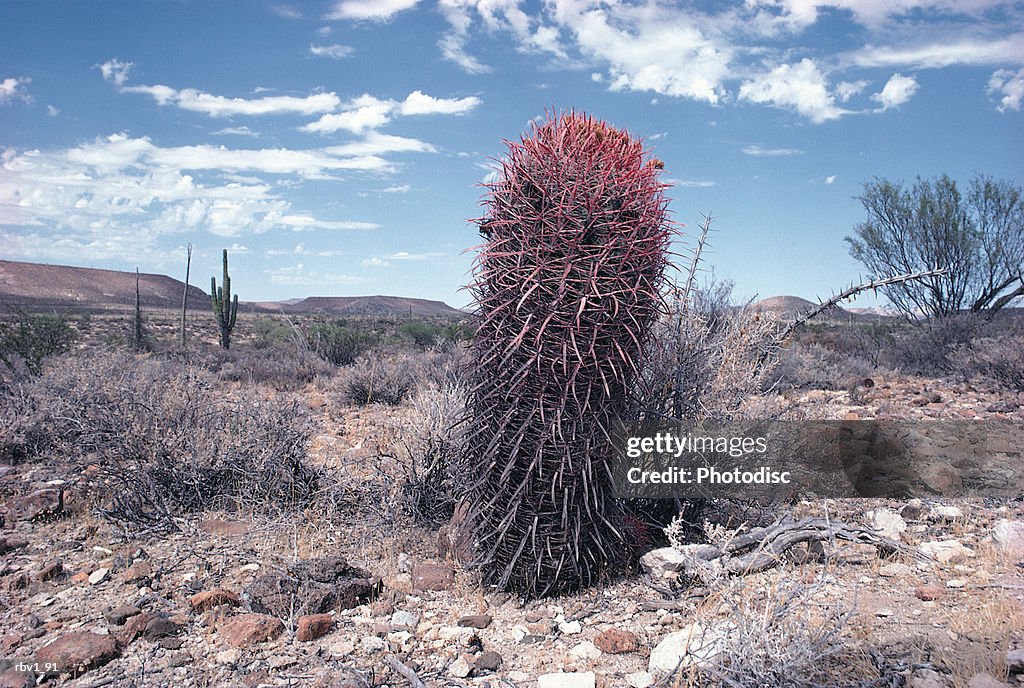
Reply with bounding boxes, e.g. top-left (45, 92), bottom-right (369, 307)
top-left (211, 248), bottom-right (238, 350)
top-left (464, 111), bottom-right (673, 598)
